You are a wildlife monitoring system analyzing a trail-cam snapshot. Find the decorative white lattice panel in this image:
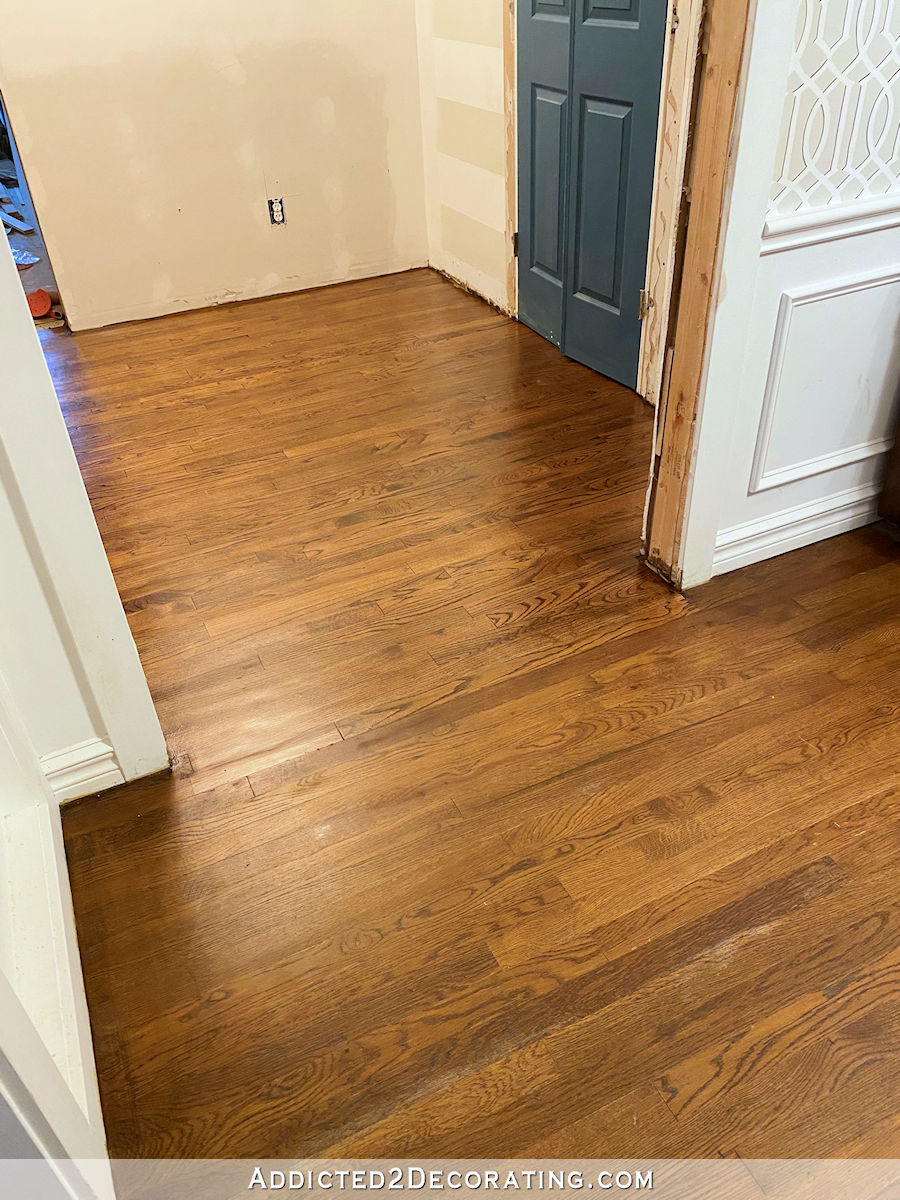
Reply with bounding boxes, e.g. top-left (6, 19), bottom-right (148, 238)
top-left (769, 0), bottom-right (900, 217)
